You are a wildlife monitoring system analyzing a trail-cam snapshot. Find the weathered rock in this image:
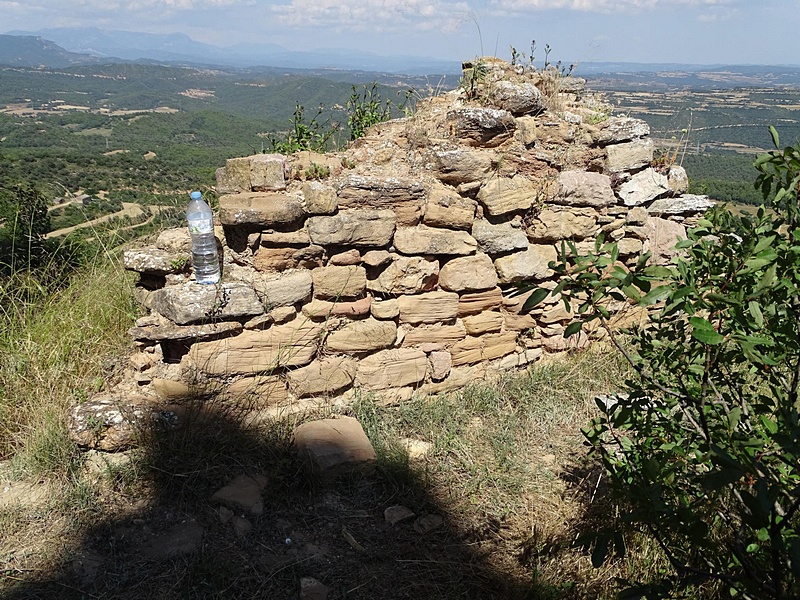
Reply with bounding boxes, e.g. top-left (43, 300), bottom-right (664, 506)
top-left (123, 247), bottom-right (191, 275)
top-left (555, 171), bottom-right (616, 208)
top-left (211, 474), bottom-right (268, 515)
top-left (471, 219), bottom-right (529, 255)
top-left (402, 323), bottom-right (467, 347)
top-left (526, 206), bottom-right (599, 241)
top-left (287, 357), bottom-right (357, 398)
top-left (367, 256), bottom-right (439, 295)
top-left (424, 184), bottom-right (476, 230)
top-left (356, 348), bottom-right (428, 390)
top-left (155, 228), bottom-right (191, 253)
top-left (362, 250), bottom-right (392, 267)
top-left (253, 246), bottom-right (302, 272)
top-left (337, 174), bottom-right (425, 226)
top-left (184, 320), bottom-right (323, 375)
top-left (413, 514), bottom-right (444, 535)
top-left (216, 154), bottom-right (288, 194)
top-left (497, 348), bottom-right (543, 370)
top-left (329, 249), bottom-right (361, 266)
top-left (428, 350), bottom-right (452, 381)
top-left (312, 265), bottom-right (367, 299)
top-left (398, 291), bottom-right (460, 324)
top-left (648, 194), bottom-right (716, 215)
top-left (477, 175), bottom-right (538, 216)
top-left (458, 287), bottom-right (503, 316)
top-left (325, 318), bottom-right (396, 353)
top-left (128, 319), bottom-right (242, 342)
top-left (488, 80), bottom-right (544, 115)
top-left (515, 115), bottom-right (537, 146)
top-left (447, 107), bottom-right (516, 147)
top-left (294, 417), bottom-right (377, 479)
top-left (68, 393), bottom-right (157, 451)
top-left (617, 237), bottom-right (644, 256)
top-left (438, 253), bottom-right (498, 292)
top-left (302, 297), bottom-right (372, 319)
top-left (302, 180), bottom-right (338, 215)
top-left (494, 245), bottom-right (557, 283)
top-left (450, 332), bottom-right (518, 366)
top-left (606, 138), bottom-right (654, 173)
top-left (219, 192), bottom-right (304, 227)
top-left (400, 437), bottom-right (433, 459)
top-left (617, 168), bottom-right (670, 206)
top-left (385, 505), bottom-right (416, 526)
top-left (370, 299), bottom-right (399, 320)
top-left (260, 229), bottom-right (312, 245)
top-left (150, 282), bottom-right (263, 325)
top-left (427, 146), bottom-right (494, 185)
top-left (231, 516), bottom-right (253, 538)
top-left (394, 225), bottom-right (478, 256)
top-left (300, 577), bottom-right (330, 600)
top-left (462, 311), bottom-right (504, 335)
top-left (667, 165), bottom-right (690, 194)
top-left (643, 216), bottom-right (687, 265)
top-left (307, 209), bottom-right (396, 247)
top-left (626, 206), bottom-right (649, 226)
top-left (595, 116), bottom-right (650, 145)
top-left (245, 269), bottom-right (313, 308)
